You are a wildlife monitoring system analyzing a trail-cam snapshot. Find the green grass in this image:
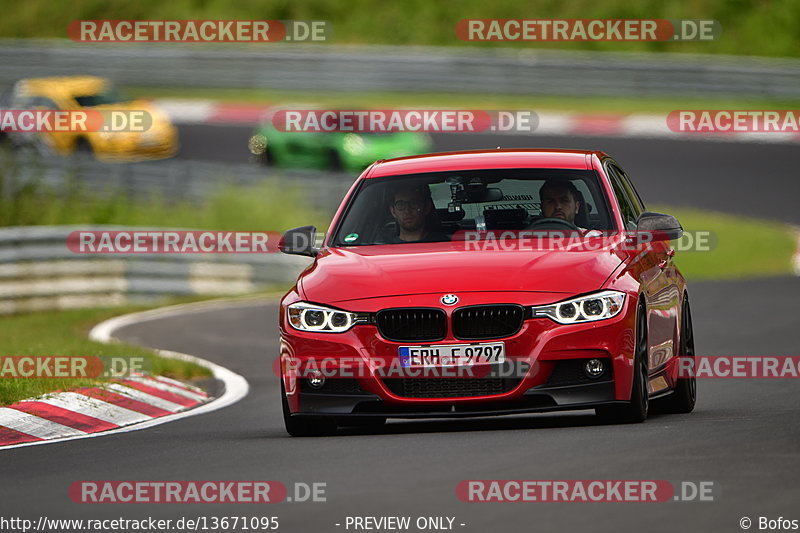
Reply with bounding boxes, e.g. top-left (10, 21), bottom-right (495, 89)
top-left (0, 152), bottom-right (323, 405)
top-left (0, 152), bottom-right (329, 230)
top-left (652, 205), bottom-right (797, 280)
top-left (2, 0), bottom-right (799, 57)
top-left (127, 86), bottom-right (800, 115)
top-left (0, 304), bottom-right (213, 406)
